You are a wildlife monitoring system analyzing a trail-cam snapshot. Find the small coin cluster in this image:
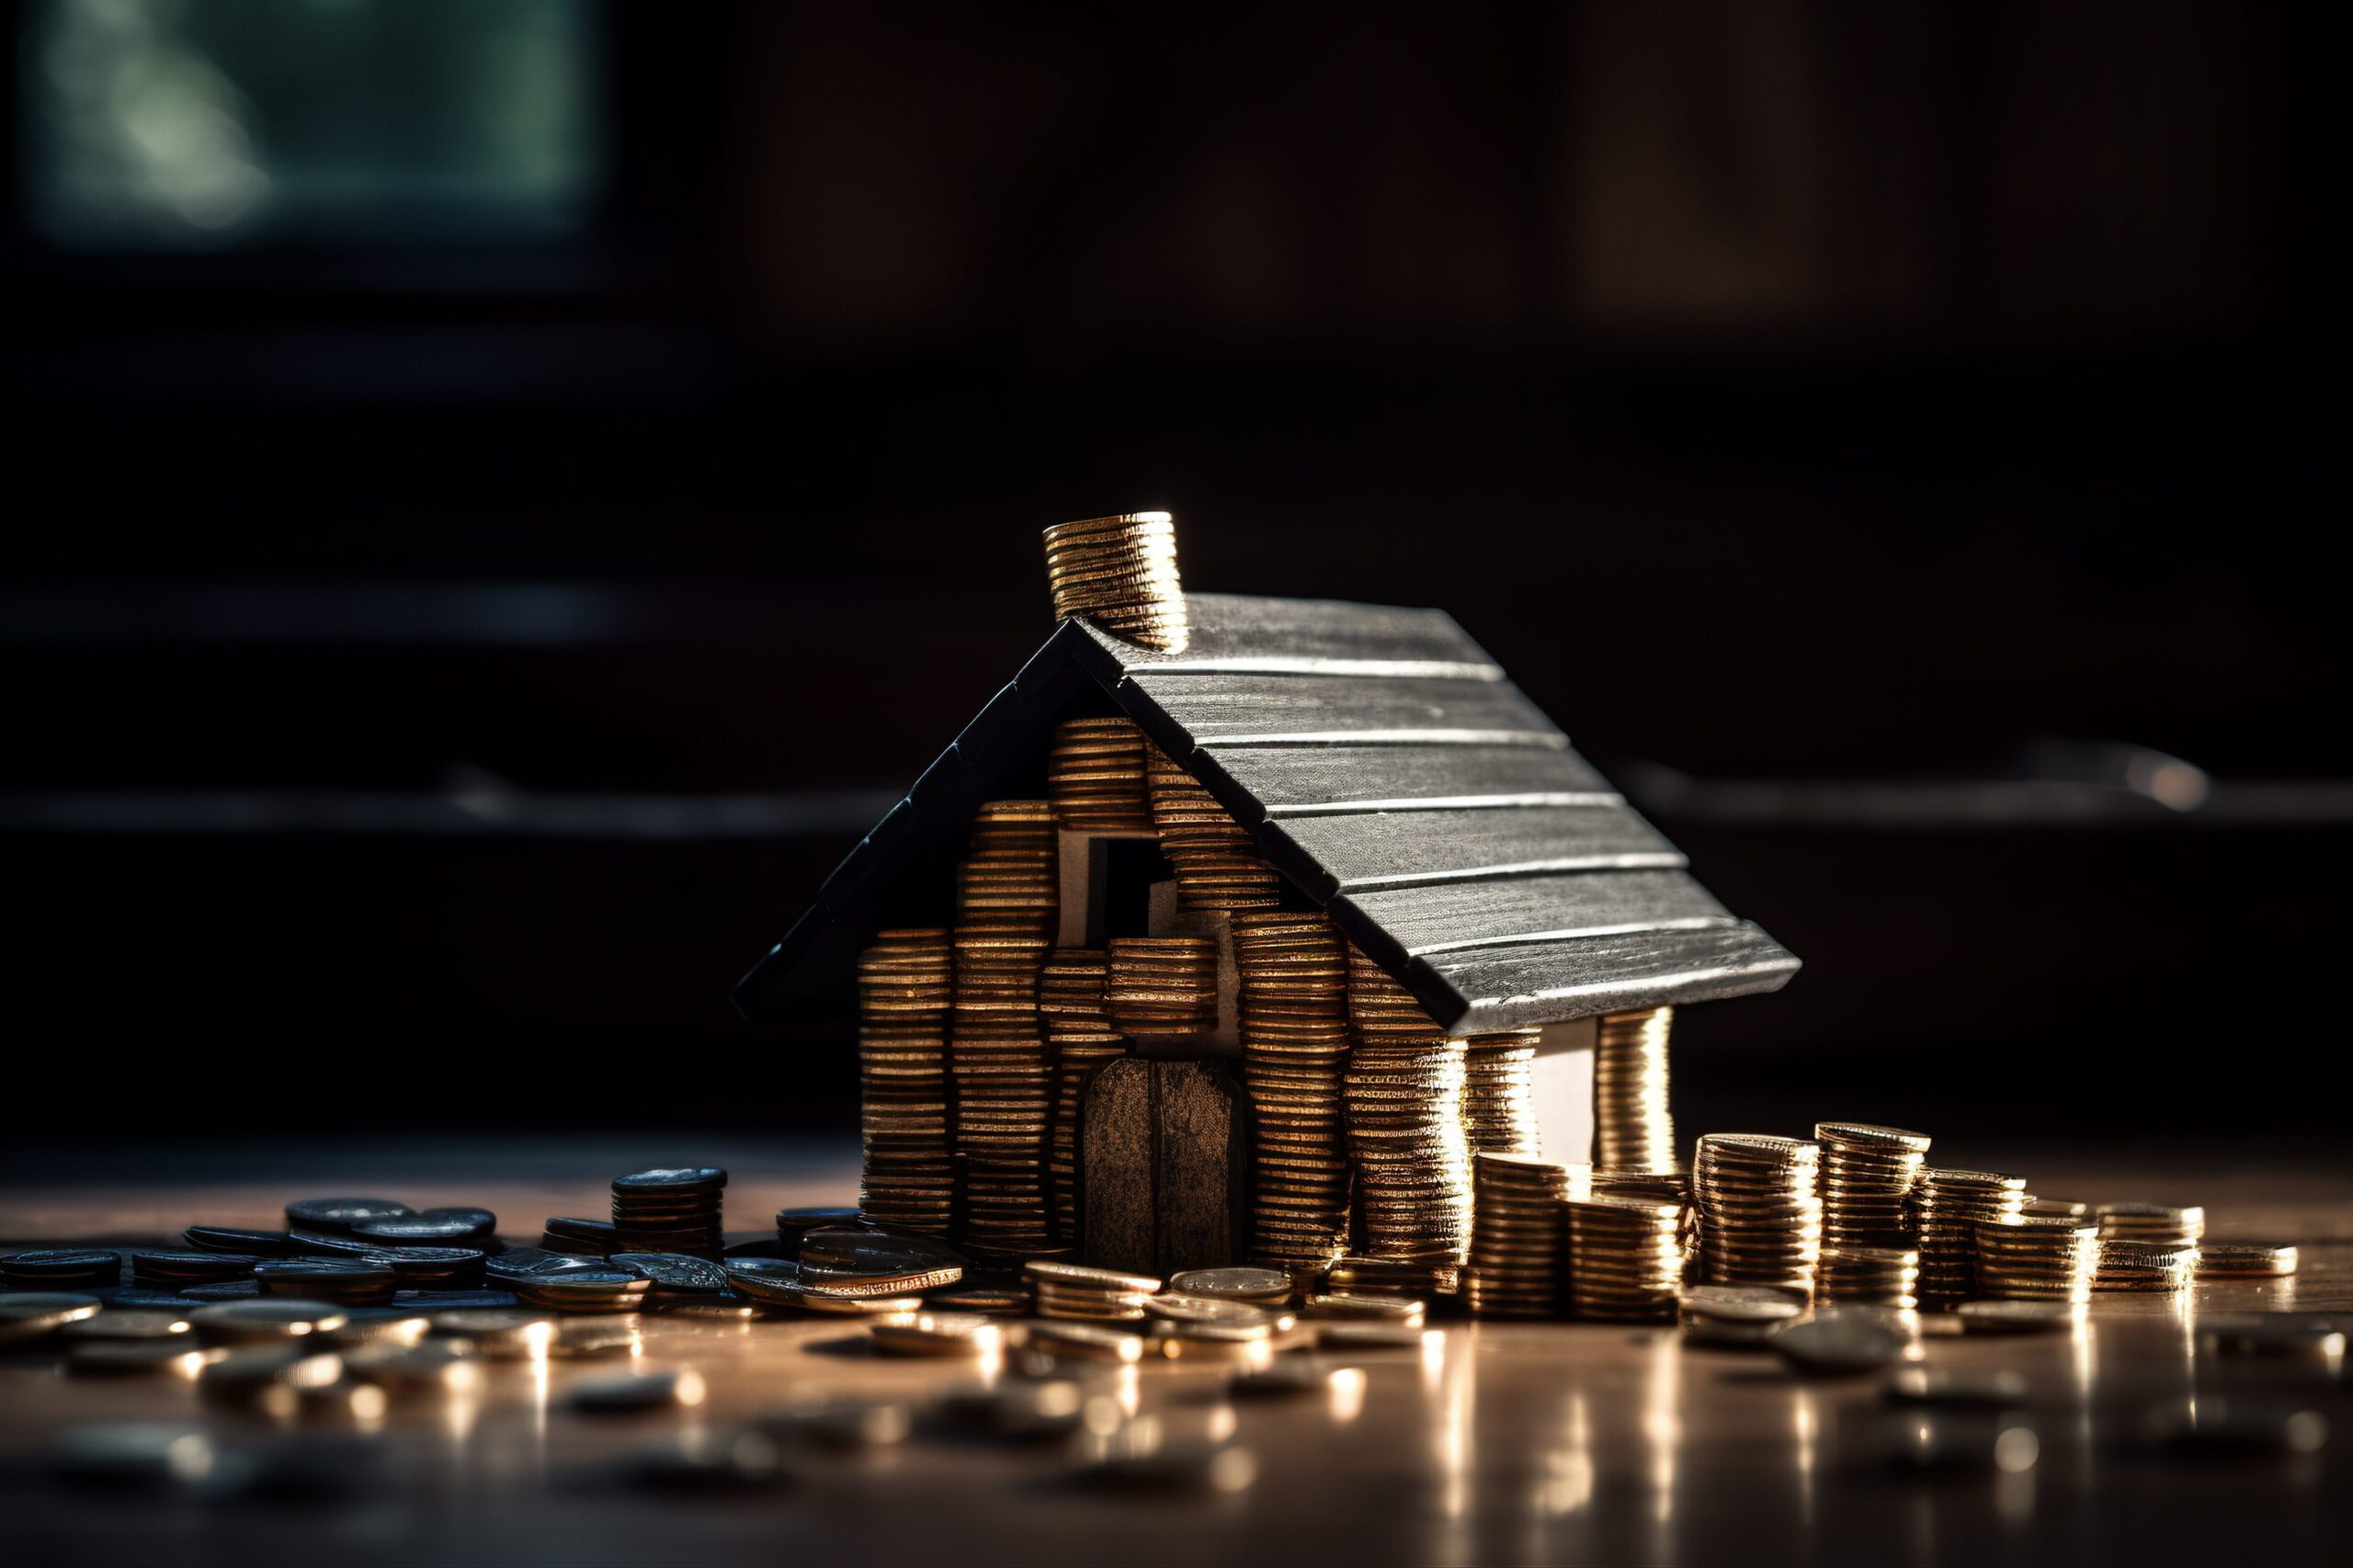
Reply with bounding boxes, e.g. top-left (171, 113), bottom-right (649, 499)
top-left (2095, 1203), bottom-right (2203, 1292)
top-left (1233, 911), bottom-right (1353, 1277)
top-left (1463, 1031), bottom-right (1543, 1157)
top-left (1146, 747), bottom-right (1280, 911)
top-left (1040, 949), bottom-right (1126, 1245)
top-left (1047, 716), bottom-right (1154, 833)
top-left (1972, 1218), bottom-right (2098, 1301)
top-left (610, 1168), bottom-right (727, 1261)
top-left (1815, 1121), bottom-right (1930, 1253)
top-left (1593, 1007), bottom-right (1676, 1172)
top-left (1042, 512), bottom-right (1190, 653)
top-left (2094, 1238), bottom-right (2200, 1293)
top-left (1692, 1134), bottom-right (1822, 1297)
top-left (1029, 1259), bottom-right (1159, 1323)
top-left (857, 929), bottom-right (954, 1238)
top-left (1912, 1168), bottom-right (2026, 1305)
top-left (1464, 1153), bottom-right (1581, 1318)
